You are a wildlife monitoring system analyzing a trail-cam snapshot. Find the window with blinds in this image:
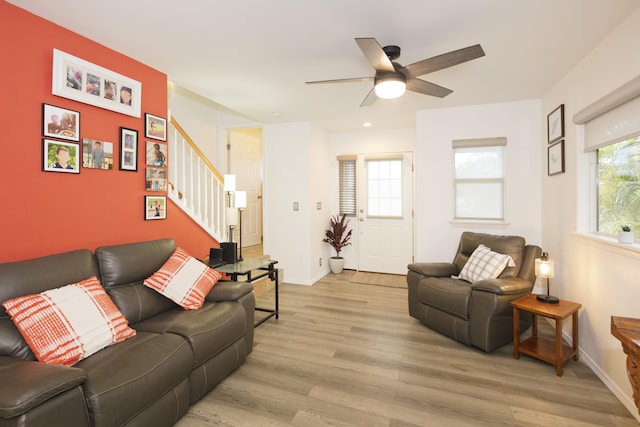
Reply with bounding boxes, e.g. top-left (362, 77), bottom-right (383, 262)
top-left (338, 156), bottom-right (356, 216)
